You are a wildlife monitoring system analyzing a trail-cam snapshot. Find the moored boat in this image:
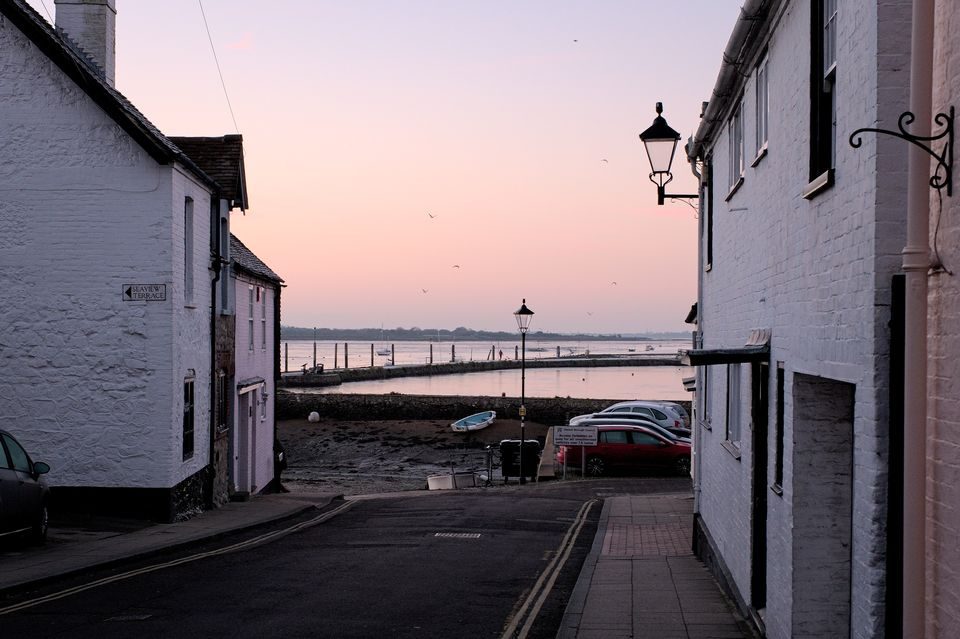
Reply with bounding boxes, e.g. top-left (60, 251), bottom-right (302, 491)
top-left (451, 410), bottom-right (496, 432)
